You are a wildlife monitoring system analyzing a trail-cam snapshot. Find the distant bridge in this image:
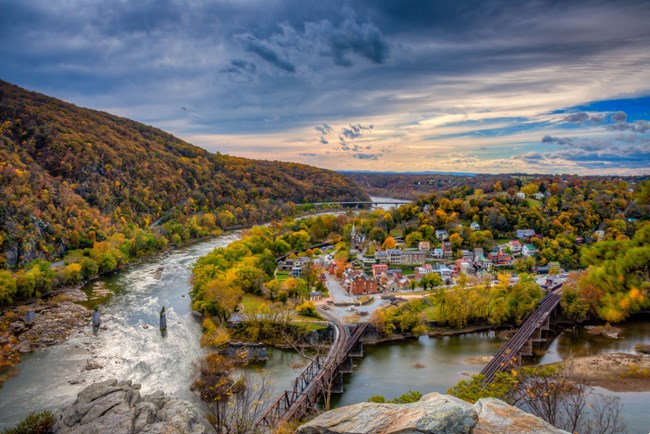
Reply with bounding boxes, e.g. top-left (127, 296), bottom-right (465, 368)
top-left (480, 290), bottom-right (562, 383)
top-left (307, 200), bottom-right (413, 207)
top-left (255, 312), bottom-right (368, 429)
